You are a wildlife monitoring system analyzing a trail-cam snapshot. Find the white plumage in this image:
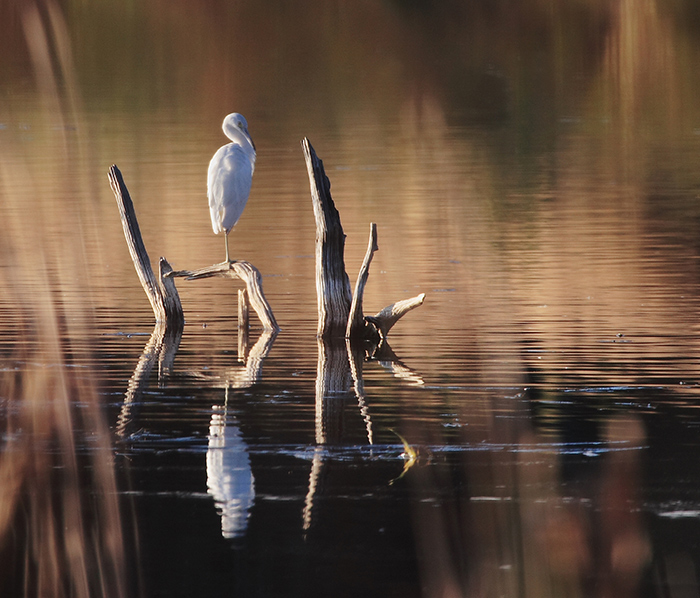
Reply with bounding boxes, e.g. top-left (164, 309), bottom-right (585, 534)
top-left (207, 113), bottom-right (256, 262)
